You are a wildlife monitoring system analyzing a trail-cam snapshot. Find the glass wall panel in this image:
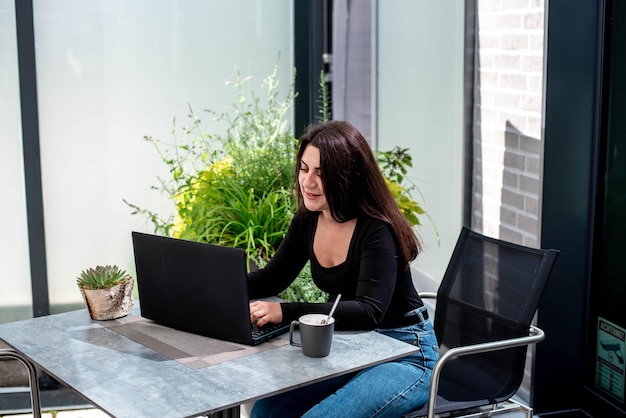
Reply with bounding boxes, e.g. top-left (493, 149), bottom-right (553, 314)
top-left (0, 0), bottom-right (33, 321)
top-left (32, 0), bottom-right (293, 307)
top-left (375, 1), bottom-right (465, 285)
